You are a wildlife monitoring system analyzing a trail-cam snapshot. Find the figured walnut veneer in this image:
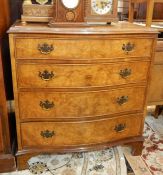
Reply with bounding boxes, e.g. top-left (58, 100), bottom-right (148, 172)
top-left (8, 21), bottom-right (157, 170)
top-left (21, 113), bottom-right (142, 148)
top-left (17, 61), bottom-right (150, 88)
top-left (15, 37), bottom-right (153, 59)
top-left (18, 87), bottom-right (145, 120)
